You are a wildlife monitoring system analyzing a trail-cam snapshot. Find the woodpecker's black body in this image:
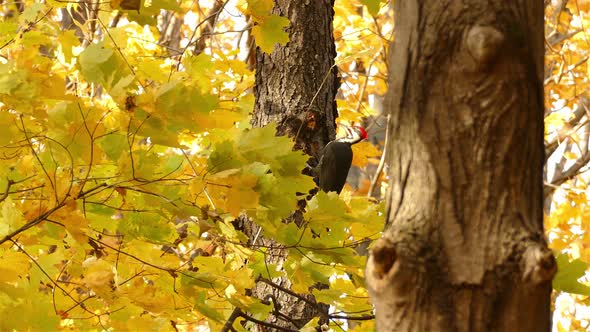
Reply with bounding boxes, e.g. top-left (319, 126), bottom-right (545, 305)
top-left (317, 126), bottom-right (367, 194)
top-left (319, 141), bottom-right (353, 193)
